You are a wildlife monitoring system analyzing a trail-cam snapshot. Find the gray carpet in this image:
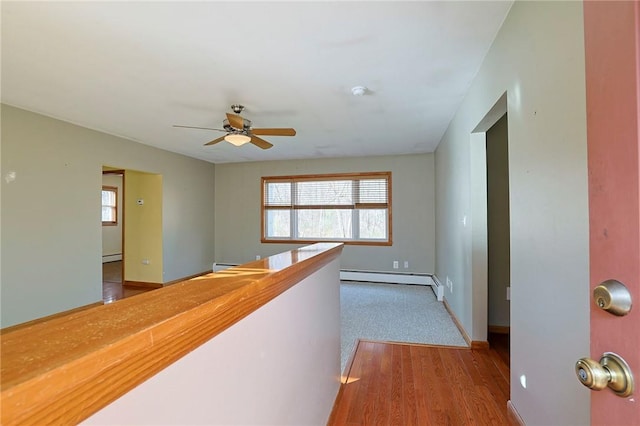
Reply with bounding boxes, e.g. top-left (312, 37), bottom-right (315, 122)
top-left (340, 281), bottom-right (467, 373)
